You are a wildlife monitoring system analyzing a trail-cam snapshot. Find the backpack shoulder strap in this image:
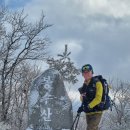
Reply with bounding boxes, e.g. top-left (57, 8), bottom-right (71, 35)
top-left (92, 76), bottom-right (101, 84)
